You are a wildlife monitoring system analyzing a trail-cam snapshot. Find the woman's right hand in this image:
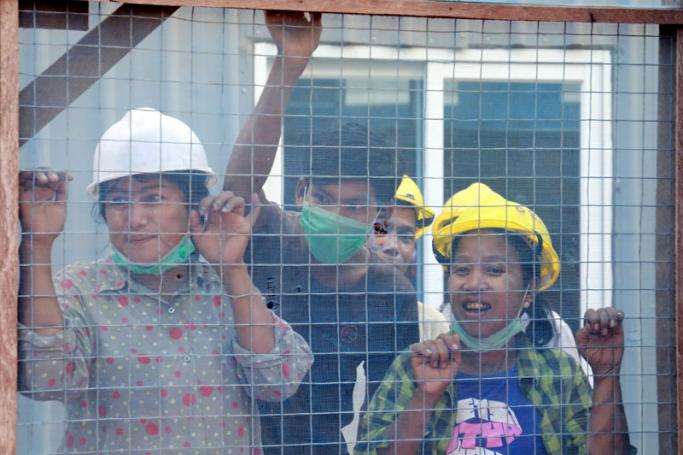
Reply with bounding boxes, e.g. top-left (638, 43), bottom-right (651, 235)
top-left (410, 333), bottom-right (461, 398)
top-left (19, 170), bottom-right (71, 246)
